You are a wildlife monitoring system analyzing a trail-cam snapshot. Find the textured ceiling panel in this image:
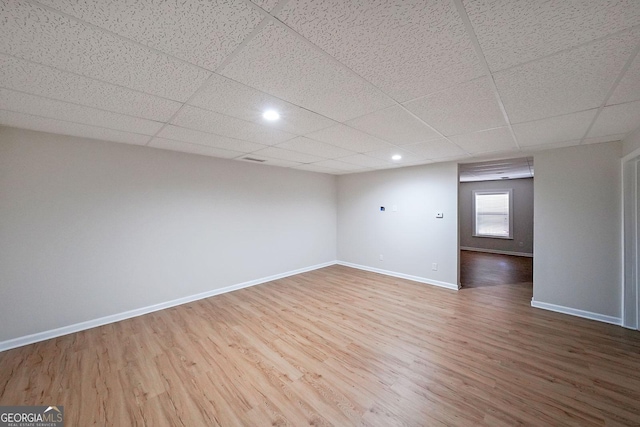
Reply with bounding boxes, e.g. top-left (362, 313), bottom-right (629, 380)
top-left (0, 0), bottom-right (211, 101)
top-left (149, 138), bottom-right (245, 158)
top-left (239, 156), bottom-right (302, 168)
top-left (304, 124), bottom-right (392, 153)
top-left (171, 105), bottom-right (296, 145)
top-left (37, 0), bottom-right (264, 71)
top-left (608, 53), bottom-right (640, 106)
top-left (278, 0), bottom-right (484, 102)
top-left (0, 110), bottom-right (150, 145)
top-left (403, 77), bottom-right (506, 136)
top-left (312, 159), bottom-right (370, 171)
top-left (292, 163), bottom-right (342, 174)
top-left (464, 0), bottom-right (640, 71)
top-left (513, 109), bottom-right (598, 147)
top-left (345, 105), bottom-right (441, 145)
top-left (219, 22), bottom-right (393, 122)
top-left (0, 88), bottom-right (163, 135)
top-left (494, 29), bottom-right (640, 123)
top-left (157, 125), bottom-right (268, 153)
top-left (250, 146), bottom-right (325, 164)
top-left (0, 54), bottom-right (182, 122)
top-left (449, 127), bottom-right (517, 154)
top-left (362, 147), bottom-right (425, 164)
top-left (188, 73), bottom-right (336, 135)
top-left (402, 138), bottom-right (467, 159)
top-left (250, 0), bottom-right (280, 12)
top-left (274, 136), bottom-right (356, 159)
top-left (337, 154), bottom-right (394, 168)
top-left (588, 101), bottom-right (640, 138)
